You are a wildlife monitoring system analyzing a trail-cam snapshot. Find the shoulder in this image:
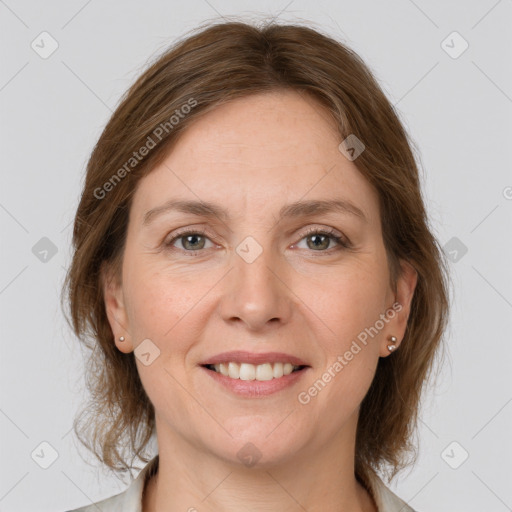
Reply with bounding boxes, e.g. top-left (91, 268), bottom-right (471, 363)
top-left (64, 455), bottom-right (159, 512)
top-left (365, 471), bottom-right (418, 512)
top-left (65, 490), bottom-right (128, 512)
